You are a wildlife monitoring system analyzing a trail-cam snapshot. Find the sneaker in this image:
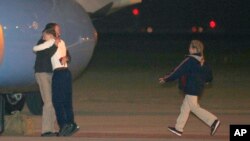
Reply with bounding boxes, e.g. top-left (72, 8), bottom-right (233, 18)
top-left (64, 123), bottom-right (80, 136)
top-left (58, 124), bottom-right (71, 136)
top-left (41, 132), bottom-right (58, 137)
top-left (168, 127), bottom-right (182, 136)
top-left (211, 120), bottom-right (220, 136)
top-left (59, 123), bottom-right (80, 136)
